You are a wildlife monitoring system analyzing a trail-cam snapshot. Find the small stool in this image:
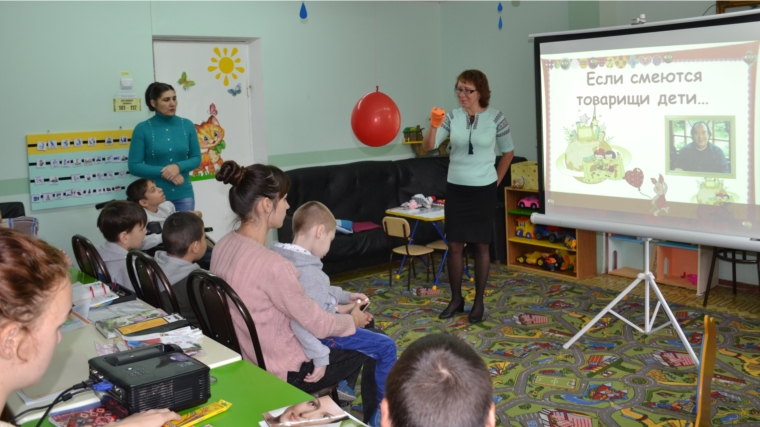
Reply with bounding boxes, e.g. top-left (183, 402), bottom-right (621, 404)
top-left (702, 248), bottom-right (760, 307)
